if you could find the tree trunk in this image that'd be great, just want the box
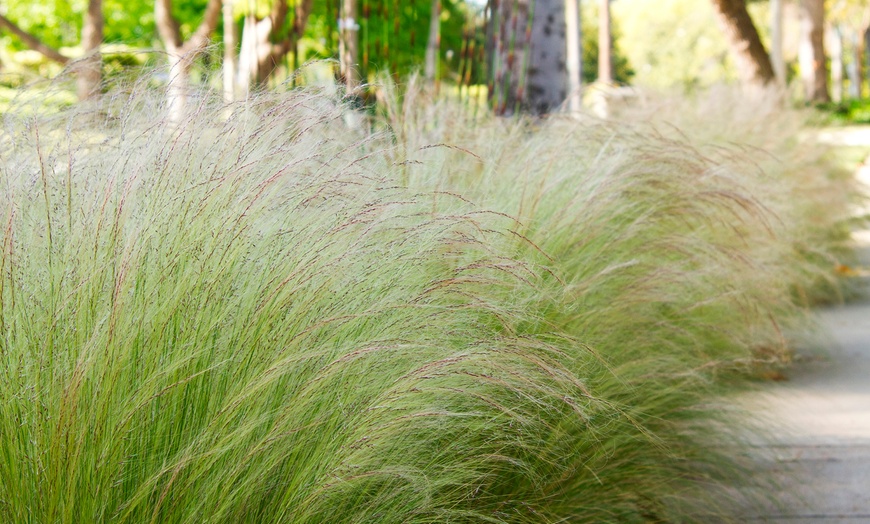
[424,0,441,85]
[848,26,862,100]
[490,0,567,115]
[484,0,496,104]
[339,0,361,91]
[866,27,870,97]
[76,0,103,101]
[234,0,312,93]
[565,0,582,111]
[166,53,192,121]
[598,0,612,84]
[238,14,272,94]
[223,0,237,102]
[709,0,775,89]
[155,0,222,121]
[830,24,843,103]
[770,0,786,85]
[856,19,870,98]
[798,0,829,102]
[290,0,314,81]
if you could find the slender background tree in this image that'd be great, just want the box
[565,0,582,111]
[598,0,612,84]
[709,0,775,89]
[798,0,830,102]
[0,0,103,101]
[154,0,222,118]
[77,0,102,100]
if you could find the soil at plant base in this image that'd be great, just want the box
[734,133,870,523]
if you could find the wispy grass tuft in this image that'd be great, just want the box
[0,85,627,523]
[380,80,861,519]
[0,80,859,522]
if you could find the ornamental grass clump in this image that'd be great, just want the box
[388,84,806,369]
[0,90,624,523]
[0,82,852,523]
[382,82,857,518]
[612,86,862,303]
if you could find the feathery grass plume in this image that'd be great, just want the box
[1,76,853,522]
[0,85,637,523]
[607,85,865,304]
[379,79,858,519]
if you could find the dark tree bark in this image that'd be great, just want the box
[798,0,830,102]
[490,0,567,116]
[709,0,776,88]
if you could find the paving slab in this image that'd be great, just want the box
[737,233,870,522]
[814,127,870,147]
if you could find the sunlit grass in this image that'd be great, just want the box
[0,82,858,522]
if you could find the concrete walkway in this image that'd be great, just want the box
[741,257,870,522]
[737,139,870,522]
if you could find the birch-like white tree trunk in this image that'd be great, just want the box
[155,0,222,121]
[830,24,843,103]
[237,14,272,95]
[770,0,786,86]
[565,0,582,111]
[798,0,830,102]
[235,0,313,94]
